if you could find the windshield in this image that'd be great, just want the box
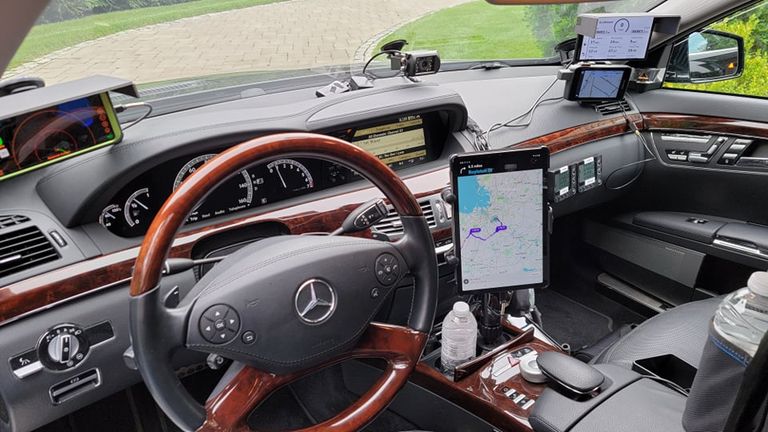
[3,0,665,91]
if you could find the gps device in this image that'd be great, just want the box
[0,92,122,181]
[576,15,654,61]
[562,64,632,102]
[450,148,549,294]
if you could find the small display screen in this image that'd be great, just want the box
[579,158,597,186]
[0,94,120,180]
[578,15,654,61]
[554,167,571,196]
[452,149,548,293]
[576,70,626,100]
[344,114,428,169]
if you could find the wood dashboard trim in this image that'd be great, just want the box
[4,112,766,325]
[642,113,768,139]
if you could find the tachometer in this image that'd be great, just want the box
[266,159,314,193]
[124,188,151,227]
[99,204,123,229]
[173,154,254,222]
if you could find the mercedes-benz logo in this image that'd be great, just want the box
[294,279,337,325]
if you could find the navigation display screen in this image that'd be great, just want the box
[341,114,429,169]
[576,69,625,100]
[451,148,549,293]
[0,93,121,181]
[578,15,654,61]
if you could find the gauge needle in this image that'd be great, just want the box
[275,166,287,188]
[105,213,115,220]
[134,199,149,210]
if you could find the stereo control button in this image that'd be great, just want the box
[199,304,240,344]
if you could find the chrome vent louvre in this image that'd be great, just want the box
[372,201,436,236]
[0,226,59,278]
[0,215,30,229]
[595,99,631,116]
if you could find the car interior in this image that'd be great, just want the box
[0,0,768,431]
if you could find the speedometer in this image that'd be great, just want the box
[173,154,254,223]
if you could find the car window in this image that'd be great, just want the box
[665,1,768,98]
[2,0,664,94]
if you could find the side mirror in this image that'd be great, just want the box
[666,29,745,83]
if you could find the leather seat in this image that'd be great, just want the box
[531,297,724,432]
[591,296,721,369]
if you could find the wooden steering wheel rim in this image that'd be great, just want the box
[129,132,434,432]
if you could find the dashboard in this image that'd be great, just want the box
[0,71,662,432]
[99,111,446,237]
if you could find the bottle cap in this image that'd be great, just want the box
[748,271,768,297]
[453,301,470,316]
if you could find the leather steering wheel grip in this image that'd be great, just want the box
[128,132,439,432]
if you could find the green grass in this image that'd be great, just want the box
[10,0,283,69]
[376,1,543,61]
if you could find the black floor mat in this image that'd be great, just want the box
[536,289,614,350]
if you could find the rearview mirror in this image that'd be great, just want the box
[666,29,744,83]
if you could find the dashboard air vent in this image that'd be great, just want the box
[595,99,631,116]
[0,215,30,229]
[0,226,59,278]
[373,201,436,236]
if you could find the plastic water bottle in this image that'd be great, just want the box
[441,301,478,374]
[713,271,768,357]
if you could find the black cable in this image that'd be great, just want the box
[116,102,153,130]
[640,375,690,397]
[362,50,399,80]
[604,103,657,191]
[484,77,563,148]
[524,311,563,348]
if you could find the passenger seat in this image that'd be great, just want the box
[590,297,721,368]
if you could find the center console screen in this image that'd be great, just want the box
[450,148,549,293]
[334,114,430,169]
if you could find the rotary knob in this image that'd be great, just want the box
[38,324,90,371]
[47,333,80,364]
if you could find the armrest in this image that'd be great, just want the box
[537,352,604,396]
[716,222,768,254]
[632,212,727,243]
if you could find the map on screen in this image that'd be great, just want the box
[457,168,544,292]
[576,69,625,99]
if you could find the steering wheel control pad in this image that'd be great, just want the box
[184,235,406,374]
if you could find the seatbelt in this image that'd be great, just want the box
[723,331,768,432]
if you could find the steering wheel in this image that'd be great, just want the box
[129,133,438,432]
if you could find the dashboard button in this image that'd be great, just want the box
[729,144,747,152]
[10,349,42,379]
[37,324,90,371]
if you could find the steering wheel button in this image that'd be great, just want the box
[375,253,400,285]
[226,314,240,332]
[242,331,257,345]
[214,320,226,331]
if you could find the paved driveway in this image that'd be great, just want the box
[7,0,471,85]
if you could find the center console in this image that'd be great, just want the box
[412,320,561,431]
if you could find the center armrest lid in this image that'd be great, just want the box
[537,352,605,395]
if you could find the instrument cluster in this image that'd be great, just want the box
[98,111,447,237]
[99,154,355,237]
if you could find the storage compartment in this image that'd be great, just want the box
[632,354,697,393]
[584,220,705,306]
